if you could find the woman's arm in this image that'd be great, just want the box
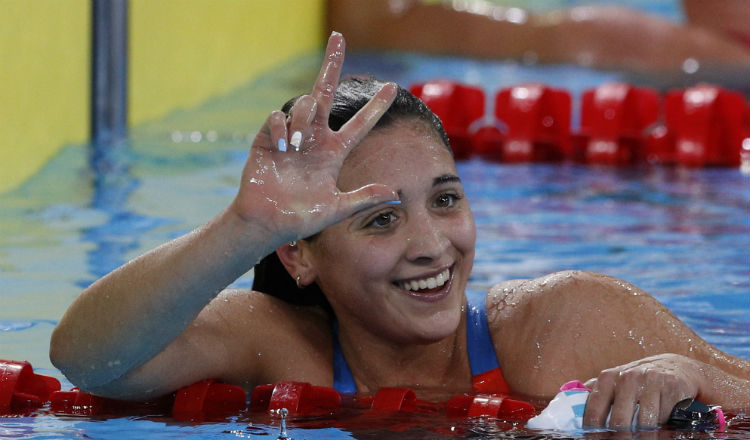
[327,0,750,75]
[487,270,749,426]
[50,32,399,398]
[49,210,276,396]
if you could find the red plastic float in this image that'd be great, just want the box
[369,387,418,412]
[49,387,172,416]
[408,80,748,168]
[409,80,485,159]
[495,84,572,162]
[0,359,60,415]
[173,379,246,421]
[446,393,535,421]
[664,84,748,167]
[577,83,660,165]
[2,359,538,428]
[249,381,341,416]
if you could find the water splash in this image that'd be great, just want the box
[277,407,292,440]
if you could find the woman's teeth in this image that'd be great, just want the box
[399,268,450,291]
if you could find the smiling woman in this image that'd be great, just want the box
[49,32,749,429]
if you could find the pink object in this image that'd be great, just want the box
[559,380,591,392]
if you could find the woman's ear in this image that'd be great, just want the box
[275,240,317,287]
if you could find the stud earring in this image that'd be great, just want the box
[296,275,302,289]
[290,241,297,247]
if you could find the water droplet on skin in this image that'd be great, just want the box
[533,341,543,369]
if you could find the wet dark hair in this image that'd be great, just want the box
[252,76,451,308]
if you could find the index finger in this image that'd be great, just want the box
[311,31,346,124]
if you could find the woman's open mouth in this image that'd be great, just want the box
[395,267,453,302]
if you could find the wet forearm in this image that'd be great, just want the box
[49,208,271,389]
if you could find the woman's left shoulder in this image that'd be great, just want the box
[484,271,667,396]
[486,270,656,320]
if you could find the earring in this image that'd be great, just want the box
[296,275,302,289]
[290,241,297,247]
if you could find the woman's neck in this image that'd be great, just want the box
[335,312,473,400]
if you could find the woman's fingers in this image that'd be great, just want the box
[338,82,398,149]
[583,355,703,430]
[607,371,639,429]
[267,110,288,152]
[252,110,288,153]
[583,372,615,427]
[287,95,318,151]
[636,387,661,428]
[312,32,346,125]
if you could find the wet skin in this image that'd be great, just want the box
[306,119,476,346]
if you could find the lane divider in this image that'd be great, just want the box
[1,359,535,427]
[410,81,750,167]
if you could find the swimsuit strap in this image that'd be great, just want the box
[465,290,501,375]
[332,320,357,394]
[331,291,501,394]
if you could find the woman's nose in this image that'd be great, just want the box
[403,213,449,263]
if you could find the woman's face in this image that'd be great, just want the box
[308,118,476,345]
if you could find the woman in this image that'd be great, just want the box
[50,32,749,429]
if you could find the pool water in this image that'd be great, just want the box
[1,49,749,438]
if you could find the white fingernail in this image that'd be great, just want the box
[277,138,287,152]
[290,131,302,151]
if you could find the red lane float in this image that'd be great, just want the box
[173,379,246,421]
[249,381,341,416]
[495,84,571,162]
[446,393,535,421]
[409,80,749,167]
[577,83,660,165]
[665,84,749,167]
[2,360,537,426]
[409,81,485,159]
[0,359,60,415]
[49,388,173,417]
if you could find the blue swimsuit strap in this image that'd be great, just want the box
[331,291,500,394]
[465,290,501,375]
[331,320,357,394]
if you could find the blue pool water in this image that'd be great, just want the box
[2,48,749,440]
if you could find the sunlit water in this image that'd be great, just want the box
[2,41,748,440]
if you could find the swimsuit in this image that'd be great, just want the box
[332,290,511,395]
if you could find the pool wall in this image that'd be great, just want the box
[0,0,325,194]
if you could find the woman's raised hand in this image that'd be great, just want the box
[231,32,398,245]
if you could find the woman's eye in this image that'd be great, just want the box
[368,211,397,228]
[434,193,461,208]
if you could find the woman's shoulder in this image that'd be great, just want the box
[199,289,335,386]
[204,288,332,336]
[485,270,637,320]
[484,271,669,397]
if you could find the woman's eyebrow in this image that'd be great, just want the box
[433,174,461,186]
